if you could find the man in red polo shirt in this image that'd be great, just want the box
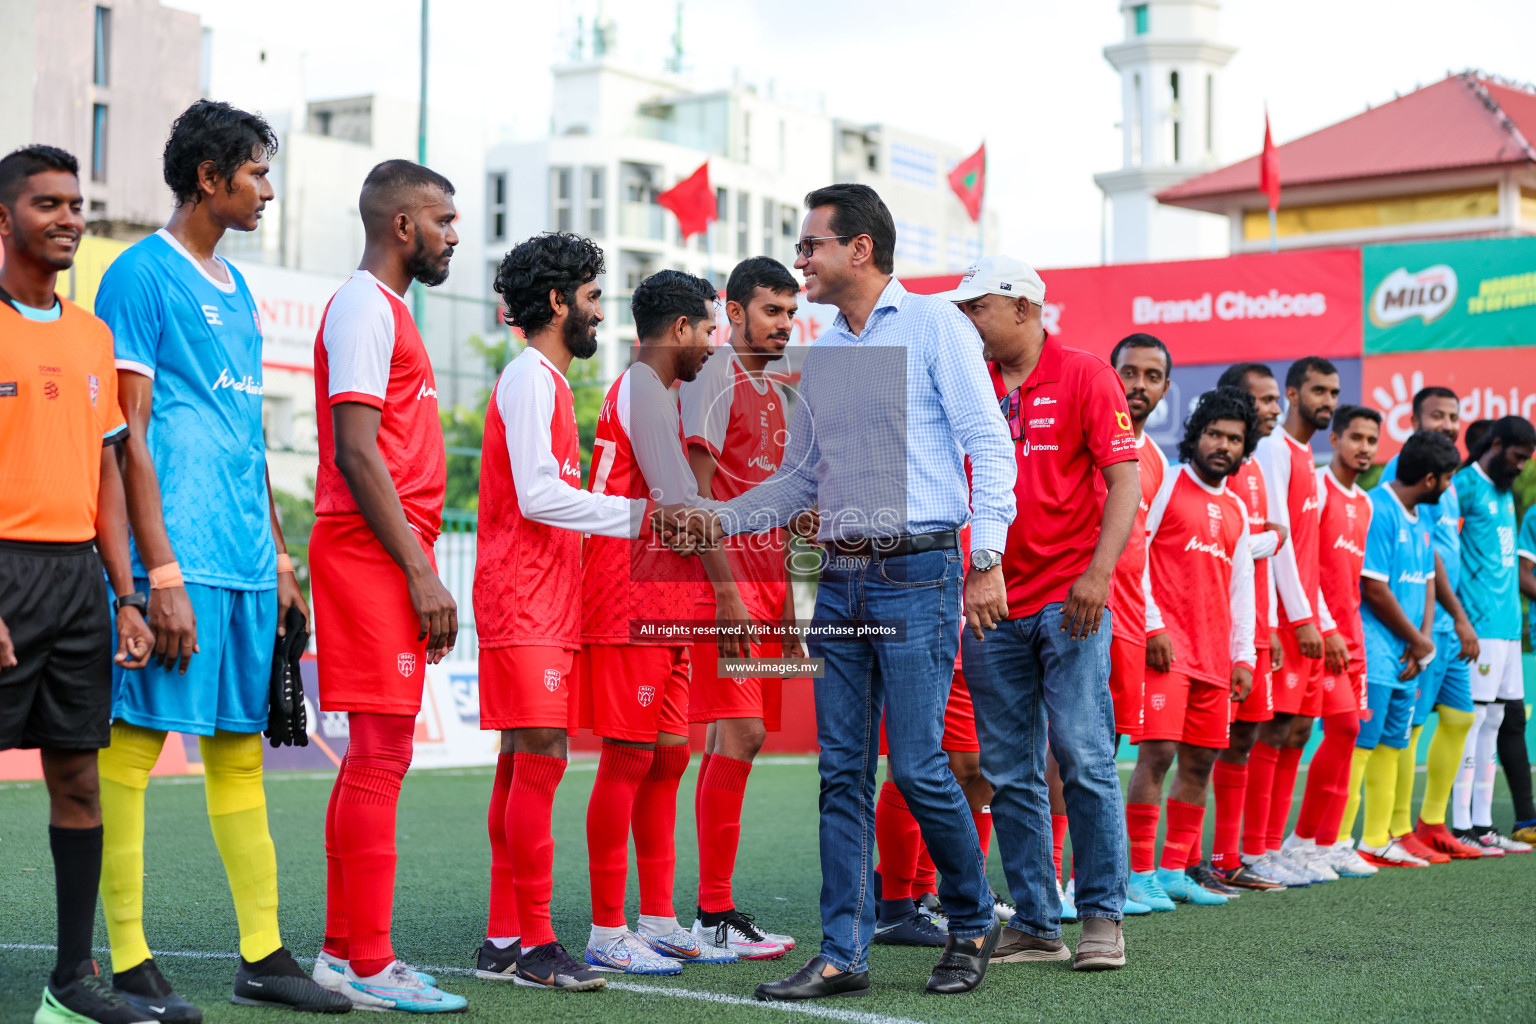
[943,256,1139,971]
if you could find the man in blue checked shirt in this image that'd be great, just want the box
[659,183,1015,1000]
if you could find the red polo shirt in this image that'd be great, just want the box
[990,335,1138,619]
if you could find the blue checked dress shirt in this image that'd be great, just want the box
[715,277,1016,555]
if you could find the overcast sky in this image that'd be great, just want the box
[172,0,1536,268]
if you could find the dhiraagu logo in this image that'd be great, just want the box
[1370,265,1457,328]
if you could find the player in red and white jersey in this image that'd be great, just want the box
[1251,356,1348,882]
[1284,406,1380,880]
[309,161,468,1011]
[1208,363,1289,891]
[580,269,742,976]
[1125,387,1256,911]
[681,257,803,960]
[471,234,649,991]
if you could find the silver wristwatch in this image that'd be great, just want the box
[970,549,1003,573]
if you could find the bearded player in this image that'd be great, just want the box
[682,256,802,959]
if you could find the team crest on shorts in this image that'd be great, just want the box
[1322,676,1335,692]
[1285,673,1299,689]
[1149,693,1166,711]
[543,668,562,692]
[637,684,656,707]
[397,653,417,677]
[1478,662,1491,676]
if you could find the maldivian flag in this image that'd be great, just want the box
[657,161,717,240]
[948,143,986,222]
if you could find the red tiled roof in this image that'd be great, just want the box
[1159,74,1536,205]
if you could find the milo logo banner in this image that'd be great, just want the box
[1364,236,1536,353]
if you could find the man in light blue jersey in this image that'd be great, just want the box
[94,101,347,1020]
[1378,389,1484,860]
[1451,415,1535,854]
[1354,431,1456,867]
[1513,503,1536,843]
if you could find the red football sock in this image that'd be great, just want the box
[875,782,920,901]
[1051,813,1068,883]
[1266,745,1304,851]
[1126,802,1160,874]
[1211,759,1248,871]
[485,753,518,940]
[1294,713,1356,840]
[322,752,349,960]
[332,712,414,977]
[586,742,653,927]
[1186,829,1203,870]
[1243,742,1279,858]
[694,752,712,829]
[634,743,689,918]
[973,808,993,863]
[696,754,752,914]
[1160,799,1205,872]
[913,842,937,896]
[508,753,565,947]
[1313,713,1362,845]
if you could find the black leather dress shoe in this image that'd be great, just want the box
[755,957,871,1001]
[925,919,1004,995]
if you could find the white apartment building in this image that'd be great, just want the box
[485,59,995,381]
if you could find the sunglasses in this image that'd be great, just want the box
[999,387,1023,441]
[794,235,850,259]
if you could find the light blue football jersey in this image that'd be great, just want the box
[96,230,274,589]
[1383,451,1461,634]
[1453,462,1520,640]
[1362,484,1436,690]
[1518,509,1536,641]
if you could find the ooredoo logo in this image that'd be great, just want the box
[1370,265,1457,328]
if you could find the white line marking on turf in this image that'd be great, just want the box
[0,944,927,1024]
[6,945,927,1024]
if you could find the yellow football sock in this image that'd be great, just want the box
[200,731,282,962]
[1337,747,1371,844]
[1389,725,1423,836]
[1360,745,1400,849]
[1421,705,1475,826]
[97,722,166,972]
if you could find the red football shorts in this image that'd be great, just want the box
[479,645,579,731]
[942,672,980,753]
[1271,627,1324,716]
[311,513,434,716]
[1312,658,1366,718]
[579,644,690,742]
[1140,669,1232,748]
[1234,646,1275,723]
[1108,636,1146,738]
[688,637,784,731]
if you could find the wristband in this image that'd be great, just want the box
[277,553,295,575]
[148,562,184,590]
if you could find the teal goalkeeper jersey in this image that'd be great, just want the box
[1453,462,1520,640]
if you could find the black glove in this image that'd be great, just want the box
[266,605,311,748]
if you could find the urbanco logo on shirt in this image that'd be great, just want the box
[212,368,264,395]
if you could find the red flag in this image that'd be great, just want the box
[656,161,717,240]
[947,143,986,222]
[1260,111,1281,213]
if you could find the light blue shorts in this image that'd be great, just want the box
[1358,683,1416,750]
[112,582,276,735]
[1411,635,1474,725]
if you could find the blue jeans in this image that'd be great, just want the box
[807,546,992,972]
[963,602,1125,937]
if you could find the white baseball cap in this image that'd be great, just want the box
[936,256,1046,305]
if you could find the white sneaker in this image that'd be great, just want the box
[1327,839,1378,877]
[1359,837,1430,867]
[1477,828,1534,853]
[690,912,785,961]
[344,960,468,1013]
[1280,841,1338,883]
[312,951,437,1009]
[1058,880,1078,922]
[584,931,684,975]
[763,931,796,951]
[1246,851,1311,887]
[916,893,948,931]
[991,888,1018,924]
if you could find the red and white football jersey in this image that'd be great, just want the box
[314,271,446,538]
[1106,433,1168,645]
[1229,457,1284,650]
[1144,465,1256,687]
[680,346,788,620]
[582,364,710,646]
[474,348,639,650]
[1255,426,1333,632]
[1316,466,1371,665]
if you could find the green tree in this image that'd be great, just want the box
[272,481,316,604]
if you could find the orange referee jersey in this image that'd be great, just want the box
[0,293,127,542]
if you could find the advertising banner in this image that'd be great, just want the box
[1363,236,1536,354]
[905,247,1362,366]
[1362,347,1536,460]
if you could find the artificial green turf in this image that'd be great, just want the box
[2,759,1532,1024]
